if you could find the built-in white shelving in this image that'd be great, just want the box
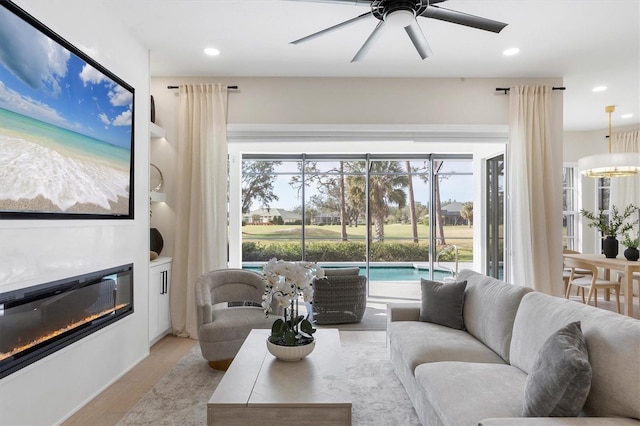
[150,122,167,202]
[150,121,166,138]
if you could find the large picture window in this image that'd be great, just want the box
[241,154,473,282]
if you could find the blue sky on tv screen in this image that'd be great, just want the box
[0,6,132,150]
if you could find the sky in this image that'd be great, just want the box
[249,160,474,211]
[0,5,133,149]
[267,176,474,211]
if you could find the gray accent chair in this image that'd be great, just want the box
[312,267,367,325]
[195,268,282,369]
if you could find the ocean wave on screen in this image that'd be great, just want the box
[0,135,130,211]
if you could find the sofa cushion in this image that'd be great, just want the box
[510,292,640,419]
[415,361,527,426]
[419,279,467,330]
[387,321,506,374]
[522,321,592,417]
[458,269,533,363]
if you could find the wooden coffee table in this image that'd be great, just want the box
[207,328,352,425]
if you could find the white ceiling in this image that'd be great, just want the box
[112,0,640,131]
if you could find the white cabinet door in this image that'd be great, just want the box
[149,257,172,345]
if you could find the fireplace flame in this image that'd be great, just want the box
[0,304,129,362]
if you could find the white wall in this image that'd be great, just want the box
[150,76,562,268]
[0,1,150,424]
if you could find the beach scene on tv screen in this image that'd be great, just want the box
[0,6,133,216]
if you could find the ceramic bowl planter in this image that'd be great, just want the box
[267,339,315,361]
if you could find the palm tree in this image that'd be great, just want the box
[369,161,408,241]
[461,202,473,226]
[339,161,347,240]
[405,161,418,243]
[433,161,446,246]
[345,163,367,227]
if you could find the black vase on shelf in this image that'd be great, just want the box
[150,95,156,123]
[602,236,618,259]
[624,247,639,261]
[150,227,164,255]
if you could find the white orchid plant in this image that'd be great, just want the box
[262,258,324,346]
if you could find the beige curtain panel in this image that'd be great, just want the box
[171,83,229,338]
[610,130,640,217]
[508,85,563,295]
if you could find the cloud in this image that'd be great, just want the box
[112,108,132,126]
[0,8,69,95]
[99,113,110,126]
[108,85,133,107]
[0,81,66,126]
[79,64,109,86]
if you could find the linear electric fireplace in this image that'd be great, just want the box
[0,264,133,379]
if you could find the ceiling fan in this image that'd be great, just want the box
[290,0,508,62]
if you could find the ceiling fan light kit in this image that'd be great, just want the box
[578,105,640,178]
[291,0,508,61]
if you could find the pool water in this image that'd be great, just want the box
[244,265,454,282]
[365,266,453,281]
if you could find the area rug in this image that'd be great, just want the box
[117,332,419,426]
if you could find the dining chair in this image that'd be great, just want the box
[616,271,640,308]
[564,257,621,313]
[562,249,592,297]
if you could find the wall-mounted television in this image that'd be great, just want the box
[0,0,135,219]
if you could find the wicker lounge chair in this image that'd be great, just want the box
[312,268,367,325]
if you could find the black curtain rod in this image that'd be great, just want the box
[495,86,565,94]
[167,85,238,90]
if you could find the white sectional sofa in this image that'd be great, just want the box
[387,269,640,425]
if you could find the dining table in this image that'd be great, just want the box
[563,253,639,317]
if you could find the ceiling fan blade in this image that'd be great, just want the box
[420,5,507,33]
[288,0,372,4]
[351,20,387,62]
[291,11,374,44]
[405,20,432,60]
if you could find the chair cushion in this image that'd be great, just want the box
[322,267,360,276]
[522,321,592,417]
[419,279,467,330]
[198,307,275,342]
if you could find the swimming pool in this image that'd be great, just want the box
[243,265,454,281]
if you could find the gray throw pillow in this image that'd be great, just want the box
[522,321,592,417]
[419,279,467,330]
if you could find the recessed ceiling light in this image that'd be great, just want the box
[592,85,607,92]
[621,113,633,119]
[502,47,520,56]
[204,47,220,56]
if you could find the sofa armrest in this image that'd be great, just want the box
[479,418,640,426]
[387,303,421,323]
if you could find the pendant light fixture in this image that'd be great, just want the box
[578,105,640,178]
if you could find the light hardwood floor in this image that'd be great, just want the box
[62,336,196,425]
[64,295,637,425]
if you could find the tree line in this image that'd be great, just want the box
[242,160,473,246]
